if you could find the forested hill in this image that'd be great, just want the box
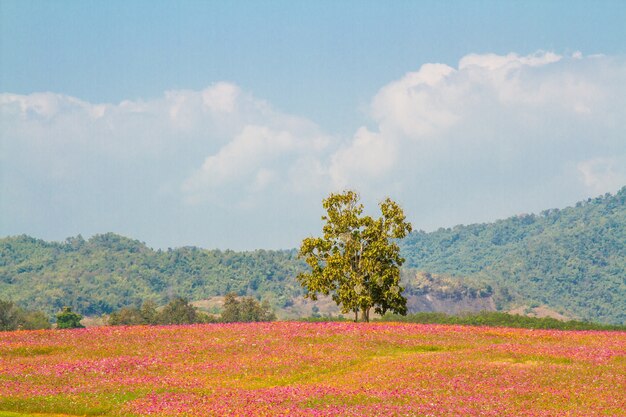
[1,187,625,324]
[0,234,305,316]
[400,186,626,324]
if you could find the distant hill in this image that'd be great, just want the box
[1,187,624,324]
[0,233,305,317]
[400,186,626,324]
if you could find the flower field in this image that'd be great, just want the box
[1,322,624,416]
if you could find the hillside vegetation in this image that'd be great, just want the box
[401,186,626,324]
[0,187,624,324]
[0,234,304,316]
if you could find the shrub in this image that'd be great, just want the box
[56,306,84,329]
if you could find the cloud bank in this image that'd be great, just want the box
[2,52,625,249]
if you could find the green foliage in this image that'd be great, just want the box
[0,299,51,331]
[56,306,84,329]
[0,299,20,330]
[18,310,51,330]
[380,311,626,331]
[0,187,624,325]
[140,300,159,325]
[108,299,212,326]
[298,191,412,322]
[0,233,305,317]
[157,297,205,325]
[108,300,158,326]
[108,306,145,326]
[220,293,276,323]
[400,187,626,324]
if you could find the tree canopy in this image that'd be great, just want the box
[221,293,276,323]
[157,297,204,325]
[298,191,412,322]
[0,299,51,331]
[56,306,83,329]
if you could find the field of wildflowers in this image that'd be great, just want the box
[1,322,624,416]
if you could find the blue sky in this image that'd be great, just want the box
[1,1,626,249]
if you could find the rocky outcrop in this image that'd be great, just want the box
[406,293,495,315]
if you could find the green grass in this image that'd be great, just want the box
[0,392,141,417]
[0,347,63,357]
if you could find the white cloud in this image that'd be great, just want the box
[1,51,625,249]
[0,92,95,120]
[329,127,396,189]
[577,157,626,195]
[458,51,562,71]
[201,82,240,113]
[371,63,458,138]
[205,126,292,186]
[181,122,332,204]
[331,51,625,226]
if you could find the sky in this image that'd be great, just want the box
[1,1,626,250]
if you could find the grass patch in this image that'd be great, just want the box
[488,353,574,366]
[0,392,142,417]
[405,344,444,353]
[0,347,63,357]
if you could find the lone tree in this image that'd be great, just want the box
[298,191,412,322]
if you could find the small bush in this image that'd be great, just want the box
[56,306,84,329]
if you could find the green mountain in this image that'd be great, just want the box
[400,187,626,324]
[1,187,624,324]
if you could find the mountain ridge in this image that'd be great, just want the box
[1,187,624,323]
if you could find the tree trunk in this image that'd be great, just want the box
[354,309,359,322]
[363,307,370,322]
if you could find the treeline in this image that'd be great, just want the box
[108,294,275,326]
[108,298,209,326]
[400,186,626,324]
[0,294,276,331]
[380,311,626,331]
[0,302,89,330]
[0,299,50,330]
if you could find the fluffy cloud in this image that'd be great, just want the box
[0,82,338,248]
[371,63,459,137]
[329,127,397,189]
[577,157,626,195]
[1,82,327,183]
[182,125,330,205]
[1,51,625,249]
[335,52,625,211]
